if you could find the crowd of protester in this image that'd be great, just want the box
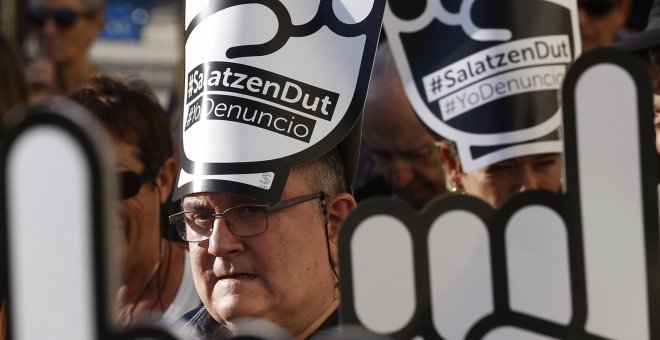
[1,0,660,339]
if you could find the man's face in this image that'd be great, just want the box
[183,170,340,335]
[364,86,446,209]
[29,0,102,64]
[652,94,660,154]
[458,153,562,208]
[111,139,162,281]
[578,0,629,51]
[640,50,660,154]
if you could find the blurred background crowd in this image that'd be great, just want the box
[1,0,182,112]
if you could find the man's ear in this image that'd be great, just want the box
[440,144,462,189]
[326,192,357,266]
[155,156,178,204]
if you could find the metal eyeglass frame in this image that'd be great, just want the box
[169,191,329,242]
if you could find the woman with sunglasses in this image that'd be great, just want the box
[26,0,105,101]
[578,0,632,51]
[69,75,201,329]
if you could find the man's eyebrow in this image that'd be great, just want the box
[536,153,560,160]
[485,159,515,169]
[182,200,210,211]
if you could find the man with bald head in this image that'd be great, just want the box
[360,41,447,209]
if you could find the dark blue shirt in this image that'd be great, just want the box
[179,306,339,339]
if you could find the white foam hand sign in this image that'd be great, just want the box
[0,102,178,340]
[338,48,660,339]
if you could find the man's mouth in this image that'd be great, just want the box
[219,273,257,280]
[401,183,428,198]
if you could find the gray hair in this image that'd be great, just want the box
[296,146,347,194]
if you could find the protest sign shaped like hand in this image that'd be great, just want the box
[339,48,660,340]
[176,0,385,203]
[383,0,580,172]
[0,102,178,340]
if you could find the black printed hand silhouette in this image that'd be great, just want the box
[382,0,575,172]
[185,0,385,59]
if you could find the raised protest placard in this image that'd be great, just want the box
[339,48,660,340]
[175,0,385,202]
[383,0,580,172]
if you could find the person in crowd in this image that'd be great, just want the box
[0,33,29,128]
[579,0,632,51]
[26,0,105,101]
[174,147,357,338]
[359,41,447,209]
[0,32,30,340]
[0,32,29,340]
[440,141,562,208]
[69,75,200,327]
[614,0,660,153]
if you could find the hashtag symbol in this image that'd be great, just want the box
[430,76,442,94]
[444,98,455,116]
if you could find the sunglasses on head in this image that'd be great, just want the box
[27,8,91,30]
[578,0,619,17]
[118,164,160,200]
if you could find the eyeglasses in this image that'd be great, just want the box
[27,8,93,30]
[118,164,160,200]
[578,0,619,17]
[169,192,328,242]
[373,141,444,167]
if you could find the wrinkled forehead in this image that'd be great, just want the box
[182,166,313,208]
[364,114,438,151]
[484,152,561,168]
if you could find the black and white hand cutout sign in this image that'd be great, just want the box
[339,48,660,339]
[383,0,579,172]
[176,0,385,203]
[0,101,178,340]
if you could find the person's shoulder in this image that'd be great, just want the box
[177,306,212,339]
[180,305,204,323]
[178,306,231,340]
[309,309,339,338]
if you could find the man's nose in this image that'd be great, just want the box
[386,158,415,188]
[207,217,245,257]
[41,18,59,35]
[516,167,541,192]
